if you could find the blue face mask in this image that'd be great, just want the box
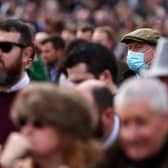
[127,50,149,73]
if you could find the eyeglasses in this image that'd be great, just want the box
[0,41,27,53]
[17,116,46,129]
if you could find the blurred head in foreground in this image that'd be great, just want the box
[10,82,102,168]
[115,77,168,161]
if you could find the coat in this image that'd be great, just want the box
[92,140,168,168]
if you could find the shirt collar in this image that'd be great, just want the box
[5,73,30,93]
[103,115,120,148]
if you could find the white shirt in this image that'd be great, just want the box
[4,73,30,93]
[103,115,120,148]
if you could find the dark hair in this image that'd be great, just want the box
[0,18,34,46]
[92,86,114,115]
[41,35,65,50]
[44,17,65,34]
[64,40,118,82]
[77,23,94,33]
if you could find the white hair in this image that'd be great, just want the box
[114,77,168,114]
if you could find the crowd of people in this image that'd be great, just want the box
[0,0,168,168]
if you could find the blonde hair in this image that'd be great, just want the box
[60,134,102,168]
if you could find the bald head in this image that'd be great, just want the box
[34,32,49,48]
[77,79,113,111]
[77,79,114,124]
[77,79,108,112]
[35,32,49,42]
[77,79,106,93]
[77,79,116,142]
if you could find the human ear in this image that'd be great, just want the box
[99,70,117,94]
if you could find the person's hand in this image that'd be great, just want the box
[0,133,31,167]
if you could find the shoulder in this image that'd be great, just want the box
[91,141,127,168]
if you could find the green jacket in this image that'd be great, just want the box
[27,59,48,81]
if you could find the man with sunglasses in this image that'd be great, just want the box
[0,18,34,144]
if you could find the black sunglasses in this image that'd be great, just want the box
[17,116,46,129]
[0,41,27,53]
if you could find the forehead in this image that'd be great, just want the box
[0,30,21,42]
[67,63,95,83]
[42,42,54,49]
[116,99,154,119]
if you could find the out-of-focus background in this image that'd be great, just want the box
[1,0,167,39]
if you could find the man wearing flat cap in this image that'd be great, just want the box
[120,28,160,75]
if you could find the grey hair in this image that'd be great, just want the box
[114,77,168,114]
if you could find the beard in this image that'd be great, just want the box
[0,53,23,86]
[0,70,21,86]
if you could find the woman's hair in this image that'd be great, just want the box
[60,134,102,168]
[11,82,93,140]
[11,82,102,168]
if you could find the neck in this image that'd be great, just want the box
[48,62,58,68]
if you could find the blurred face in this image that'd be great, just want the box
[117,99,168,161]
[92,30,112,49]
[128,42,155,66]
[41,42,58,65]
[20,119,60,156]
[61,30,75,46]
[67,63,95,84]
[0,30,25,86]
[76,30,92,41]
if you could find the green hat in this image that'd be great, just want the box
[120,28,160,46]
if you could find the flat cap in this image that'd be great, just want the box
[120,28,160,46]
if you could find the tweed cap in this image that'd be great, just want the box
[120,28,160,46]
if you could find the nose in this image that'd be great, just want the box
[121,124,138,141]
[20,123,34,136]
